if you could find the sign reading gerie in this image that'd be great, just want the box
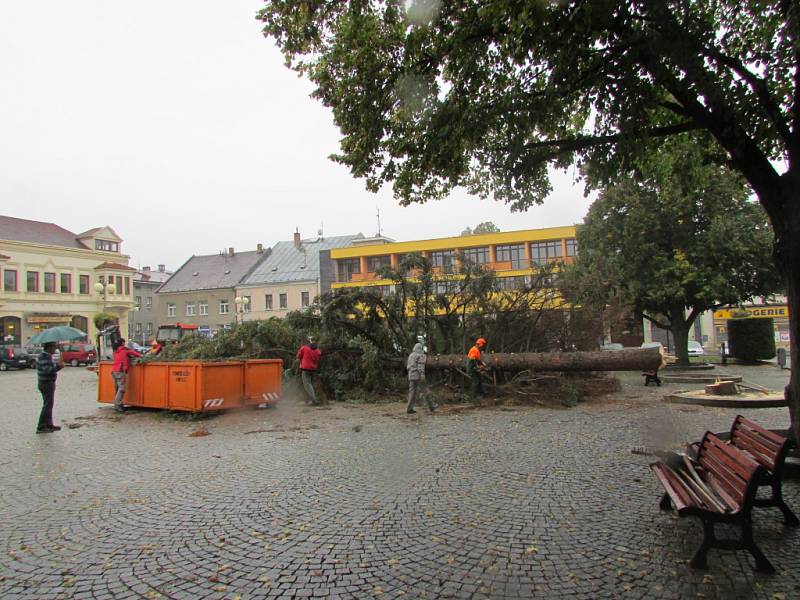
[714,306,789,319]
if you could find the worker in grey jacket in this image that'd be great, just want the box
[406,342,436,414]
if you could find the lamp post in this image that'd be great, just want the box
[234,295,250,325]
[129,306,140,342]
[94,281,116,311]
[94,281,117,359]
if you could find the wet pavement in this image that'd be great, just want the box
[0,362,797,599]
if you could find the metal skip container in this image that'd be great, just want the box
[97,359,283,412]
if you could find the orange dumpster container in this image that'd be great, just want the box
[97,359,283,412]
[243,359,283,406]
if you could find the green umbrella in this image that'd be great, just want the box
[28,326,88,345]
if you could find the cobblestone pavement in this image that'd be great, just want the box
[1,364,798,599]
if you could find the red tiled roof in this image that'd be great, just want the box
[0,215,86,248]
[94,262,136,271]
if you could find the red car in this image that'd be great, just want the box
[58,342,97,367]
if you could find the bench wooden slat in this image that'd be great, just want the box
[698,436,758,507]
[733,429,779,471]
[732,415,787,446]
[704,434,760,481]
[651,463,692,513]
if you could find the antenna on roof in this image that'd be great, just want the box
[376,206,382,237]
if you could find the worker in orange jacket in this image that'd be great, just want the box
[466,337,487,399]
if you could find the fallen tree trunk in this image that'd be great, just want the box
[424,348,662,372]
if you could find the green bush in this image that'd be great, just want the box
[727,317,776,361]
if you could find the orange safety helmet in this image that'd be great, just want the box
[475,337,486,347]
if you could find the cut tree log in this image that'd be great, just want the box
[424,348,662,372]
[705,381,739,395]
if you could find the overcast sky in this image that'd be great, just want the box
[1,1,593,271]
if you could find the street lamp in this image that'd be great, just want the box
[234,295,250,325]
[129,306,140,342]
[94,281,117,359]
[94,281,116,311]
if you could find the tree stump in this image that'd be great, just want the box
[705,381,739,395]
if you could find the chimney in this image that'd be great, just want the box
[142,266,151,272]
[257,243,263,254]
[228,247,235,256]
[294,229,301,248]
[157,264,165,272]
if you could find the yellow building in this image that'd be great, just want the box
[330,226,577,294]
[0,216,136,345]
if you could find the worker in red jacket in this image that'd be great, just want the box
[296,336,322,405]
[112,339,143,413]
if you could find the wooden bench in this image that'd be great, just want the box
[690,415,798,526]
[642,370,661,386]
[651,431,773,571]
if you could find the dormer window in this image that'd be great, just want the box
[95,239,119,252]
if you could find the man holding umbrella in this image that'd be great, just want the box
[29,326,85,433]
[36,342,64,433]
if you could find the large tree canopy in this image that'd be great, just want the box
[566,135,781,364]
[259,1,800,439]
[259,1,794,209]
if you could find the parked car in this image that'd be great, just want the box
[25,344,43,368]
[687,340,705,356]
[58,342,97,367]
[600,342,624,351]
[0,346,31,371]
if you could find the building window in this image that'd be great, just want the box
[3,270,18,291]
[430,250,456,274]
[146,323,154,335]
[279,293,288,309]
[199,301,208,316]
[495,276,528,291]
[27,271,39,292]
[79,274,90,294]
[146,296,153,309]
[366,255,391,273]
[124,276,131,295]
[219,299,230,314]
[530,240,563,264]
[460,247,489,266]
[301,291,310,307]
[135,323,142,334]
[566,238,578,257]
[115,276,123,294]
[135,296,142,309]
[60,273,72,293]
[42,272,55,293]
[186,302,196,316]
[337,258,361,282]
[167,303,176,317]
[95,239,119,252]
[243,295,252,312]
[495,244,526,269]
[265,294,273,310]
[433,280,460,295]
